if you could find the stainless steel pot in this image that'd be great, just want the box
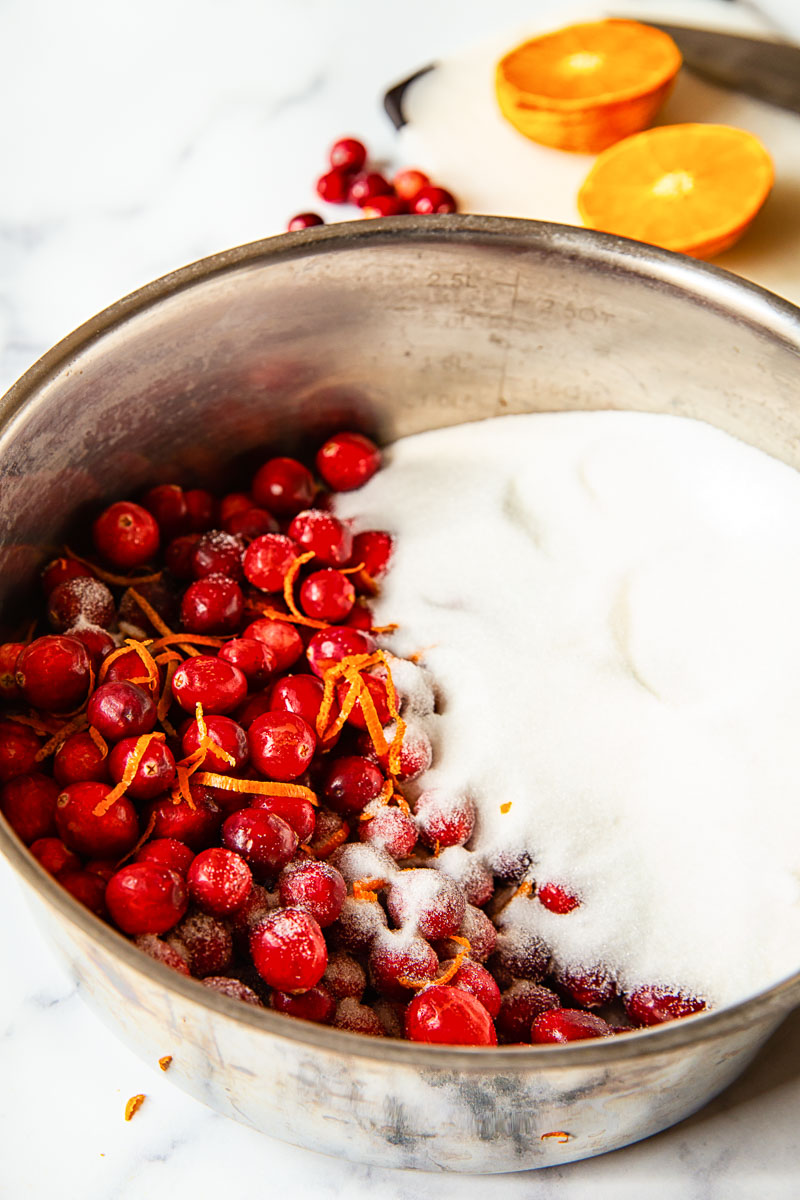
[2,216,800,1174]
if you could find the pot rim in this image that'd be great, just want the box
[2,214,800,1070]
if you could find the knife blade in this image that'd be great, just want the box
[644,23,800,115]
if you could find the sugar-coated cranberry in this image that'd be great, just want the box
[222,807,298,879]
[47,576,115,632]
[248,711,316,781]
[141,483,189,538]
[449,960,502,1019]
[87,681,157,742]
[316,167,351,204]
[287,212,325,232]
[387,869,466,940]
[330,893,386,951]
[329,137,367,173]
[180,574,244,634]
[306,626,375,676]
[429,846,493,908]
[146,787,221,849]
[190,530,244,580]
[332,998,385,1036]
[368,931,438,1000]
[308,807,351,860]
[624,986,707,1027]
[243,619,304,672]
[0,772,59,844]
[66,624,116,670]
[316,432,381,493]
[538,882,581,914]
[188,847,252,915]
[52,731,107,786]
[171,656,248,714]
[134,932,192,974]
[0,719,43,783]
[267,673,328,728]
[41,556,93,596]
[323,755,384,815]
[555,965,616,1009]
[30,836,82,876]
[414,790,475,850]
[406,985,497,1046]
[323,949,367,1000]
[348,172,393,207]
[251,457,315,516]
[181,714,249,773]
[359,806,417,859]
[200,975,262,1005]
[287,509,353,567]
[169,910,233,977]
[250,907,328,992]
[350,530,394,579]
[278,860,346,927]
[242,533,299,593]
[106,862,188,935]
[165,533,201,579]
[337,671,391,730]
[531,1009,614,1044]
[410,185,458,215]
[55,781,139,858]
[490,927,551,986]
[251,794,316,844]
[108,736,176,801]
[271,984,334,1023]
[393,168,430,201]
[92,501,160,568]
[134,837,195,876]
[496,981,562,1043]
[223,507,279,540]
[183,489,217,532]
[300,569,355,622]
[16,635,91,712]
[361,195,407,218]
[59,869,108,917]
[377,721,432,782]
[0,641,24,701]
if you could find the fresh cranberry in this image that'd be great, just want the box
[323,950,367,1000]
[55,781,139,858]
[345,600,374,630]
[183,489,217,532]
[41,556,93,596]
[169,910,232,977]
[287,212,325,232]
[30,837,82,876]
[222,807,298,879]
[216,641,273,691]
[387,869,466,940]
[181,714,249,773]
[278,860,346,927]
[87,681,156,742]
[443,905,498,964]
[92,500,160,568]
[393,168,430,201]
[361,195,407,218]
[414,790,475,849]
[624,986,707,1027]
[106,862,188,935]
[287,509,353,567]
[251,794,316,844]
[248,711,316,780]
[67,625,116,670]
[134,932,192,974]
[323,755,384,815]
[350,530,394,579]
[203,976,264,1006]
[242,533,299,593]
[171,656,248,714]
[337,671,391,730]
[243,619,304,672]
[180,574,244,634]
[531,1009,614,1044]
[190,530,244,581]
[306,626,375,676]
[0,719,43,783]
[359,806,417,858]
[251,457,315,516]
[271,984,334,1023]
[16,635,91,712]
[0,773,59,844]
[449,960,502,1018]
[329,137,367,173]
[405,985,497,1045]
[47,577,115,632]
[187,847,252,915]
[224,507,279,540]
[555,965,616,1009]
[332,998,385,1036]
[490,927,551,985]
[229,883,279,953]
[108,736,176,801]
[146,787,221,849]
[233,691,274,729]
[141,484,189,538]
[348,172,393,207]
[538,882,581,914]
[134,837,195,876]
[52,731,109,788]
[85,858,117,883]
[330,893,387,951]
[219,493,253,523]
[300,569,355,622]
[316,432,381,492]
[250,907,328,991]
[267,673,329,728]
[101,647,161,694]
[410,185,458,215]
[165,533,202,579]
[59,869,108,917]
[495,981,562,1042]
[316,167,351,204]
[0,642,24,701]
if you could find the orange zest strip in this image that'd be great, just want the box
[353,567,379,597]
[126,589,200,658]
[283,550,329,628]
[92,733,165,815]
[158,1056,173,1072]
[370,623,398,635]
[256,603,329,630]
[398,936,472,991]
[338,561,365,575]
[172,763,197,809]
[88,726,109,759]
[314,650,383,743]
[66,546,162,588]
[349,666,389,758]
[98,638,161,696]
[193,772,319,806]
[118,809,157,865]
[12,712,63,736]
[124,1094,146,1122]
[352,877,388,901]
[147,633,227,653]
[500,802,512,815]
[34,714,88,761]
[513,880,534,900]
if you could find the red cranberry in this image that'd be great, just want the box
[496,981,562,1042]
[361,195,407,218]
[229,883,279,951]
[180,574,243,635]
[377,721,432,782]
[531,1009,614,1043]
[190,530,244,581]
[0,772,59,844]
[316,167,351,204]
[66,624,116,670]
[300,569,355,622]
[350,530,393,579]
[248,711,316,780]
[250,907,328,991]
[30,837,82,876]
[224,507,279,540]
[267,673,328,728]
[348,172,393,207]
[222,807,298,879]
[329,137,367,173]
[134,932,191,974]
[165,533,202,579]
[393,168,430,201]
[414,790,475,849]
[108,736,176,801]
[430,847,493,908]
[181,714,249,773]
[0,641,24,701]
[16,635,91,712]
[184,489,217,532]
[93,500,160,568]
[330,893,386,951]
[332,998,385,1036]
[134,837,195,876]
[323,755,384,815]
[234,691,274,729]
[437,904,497,963]
[203,976,264,1006]
[243,619,304,672]
[251,794,316,844]
[53,730,110,786]
[60,869,108,917]
[322,950,367,1000]
[359,806,417,858]
[251,457,315,516]
[538,882,581,914]
[387,870,466,940]
[55,781,139,857]
[345,600,374,630]
[0,719,43,783]
[101,647,161,694]
[219,493,253,523]
[406,984,497,1046]
[187,847,252,915]
[316,432,381,492]
[337,671,391,730]
[555,965,616,1009]
[410,185,458,215]
[271,984,334,1023]
[449,960,502,1019]
[287,509,353,567]
[490,927,551,985]
[278,860,346,927]
[169,910,232,977]
[146,787,221,849]
[85,858,117,883]
[106,862,188,935]
[87,681,156,742]
[171,656,248,714]
[624,986,707,1027]
[306,626,375,676]
[141,484,189,538]
[47,577,115,632]
[41,556,93,596]
[287,212,325,232]
[242,533,299,593]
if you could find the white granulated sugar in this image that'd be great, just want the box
[334,412,800,1007]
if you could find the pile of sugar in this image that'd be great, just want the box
[334,411,800,1007]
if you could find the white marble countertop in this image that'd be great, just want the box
[2,0,800,1195]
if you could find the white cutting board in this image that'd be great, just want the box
[397,0,800,306]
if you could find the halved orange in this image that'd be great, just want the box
[495,19,682,153]
[577,123,774,259]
